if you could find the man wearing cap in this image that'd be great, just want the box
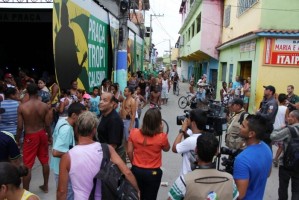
[4,73,16,88]
[225,98,247,150]
[257,85,278,147]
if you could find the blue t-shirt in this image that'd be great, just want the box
[233,141,272,200]
[50,118,75,175]
[90,96,100,115]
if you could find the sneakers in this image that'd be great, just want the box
[273,159,278,167]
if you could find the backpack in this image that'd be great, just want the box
[89,143,138,200]
[283,126,299,172]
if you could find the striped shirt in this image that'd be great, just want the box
[0,99,19,135]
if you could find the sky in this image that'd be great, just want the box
[144,0,182,57]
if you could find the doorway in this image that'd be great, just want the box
[240,61,252,81]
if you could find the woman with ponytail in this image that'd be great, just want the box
[0,162,39,200]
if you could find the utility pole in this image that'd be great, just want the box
[149,14,164,68]
[116,0,130,93]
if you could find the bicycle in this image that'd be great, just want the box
[149,102,169,134]
[173,81,180,96]
[178,92,196,109]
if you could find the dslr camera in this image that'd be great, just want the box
[176,110,190,125]
[220,147,243,174]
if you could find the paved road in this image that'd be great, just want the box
[30,81,287,199]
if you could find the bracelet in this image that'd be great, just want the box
[179,129,186,134]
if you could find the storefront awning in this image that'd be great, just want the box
[179,49,210,61]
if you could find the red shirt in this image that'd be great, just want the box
[128,128,168,168]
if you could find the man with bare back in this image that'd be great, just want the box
[150,85,161,108]
[120,86,136,149]
[16,83,51,193]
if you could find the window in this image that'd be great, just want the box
[224,5,231,27]
[229,64,233,83]
[221,63,227,81]
[191,23,195,38]
[196,13,201,33]
[237,0,258,16]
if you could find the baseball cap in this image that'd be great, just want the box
[231,98,244,107]
[263,85,276,94]
[4,73,12,78]
[83,93,91,99]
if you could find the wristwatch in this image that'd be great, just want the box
[179,129,186,134]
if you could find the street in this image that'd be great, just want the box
[30,81,287,200]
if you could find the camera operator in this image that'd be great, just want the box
[225,98,247,150]
[172,109,207,175]
[168,133,239,200]
[234,114,272,200]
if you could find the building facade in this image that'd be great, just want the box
[178,0,223,86]
[217,0,299,112]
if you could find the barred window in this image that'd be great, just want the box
[224,5,231,27]
[237,0,258,16]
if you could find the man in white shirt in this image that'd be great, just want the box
[172,109,207,175]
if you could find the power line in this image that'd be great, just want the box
[151,7,176,41]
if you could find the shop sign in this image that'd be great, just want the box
[53,0,108,91]
[264,38,299,66]
[240,40,256,53]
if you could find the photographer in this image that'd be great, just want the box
[225,98,247,150]
[172,109,207,175]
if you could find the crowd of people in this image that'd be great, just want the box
[1,68,299,200]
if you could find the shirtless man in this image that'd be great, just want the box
[16,83,51,192]
[150,85,161,108]
[120,87,136,150]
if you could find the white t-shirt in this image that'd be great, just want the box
[176,133,202,175]
[273,105,287,129]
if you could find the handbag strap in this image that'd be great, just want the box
[89,143,110,200]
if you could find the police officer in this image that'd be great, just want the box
[256,85,278,147]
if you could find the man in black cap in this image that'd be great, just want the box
[225,98,248,150]
[257,85,278,147]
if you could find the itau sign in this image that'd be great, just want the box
[264,38,299,66]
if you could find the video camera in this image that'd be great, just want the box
[206,100,227,136]
[176,110,190,125]
[220,147,243,174]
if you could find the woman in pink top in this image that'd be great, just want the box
[57,111,139,200]
[128,108,170,200]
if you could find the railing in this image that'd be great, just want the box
[0,0,53,3]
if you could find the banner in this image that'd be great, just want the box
[53,0,108,91]
[264,38,299,67]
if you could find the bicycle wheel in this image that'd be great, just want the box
[162,119,169,134]
[178,96,188,109]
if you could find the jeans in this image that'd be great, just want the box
[278,166,299,200]
[54,173,74,200]
[131,165,162,200]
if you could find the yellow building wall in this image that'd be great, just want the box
[222,0,262,43]
[255,39,299,111]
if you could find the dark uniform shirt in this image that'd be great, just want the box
[0,131,21,162]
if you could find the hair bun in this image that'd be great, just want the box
[17,165,29,177]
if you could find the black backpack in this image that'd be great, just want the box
[283,126,299,172]
[89,143,138,200]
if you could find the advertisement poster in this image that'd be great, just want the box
[108,13,119,82]
[264,38,299,67]
[53,0,108,91]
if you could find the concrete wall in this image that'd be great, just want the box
[260,0,299,29]
[222,0,261,43]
